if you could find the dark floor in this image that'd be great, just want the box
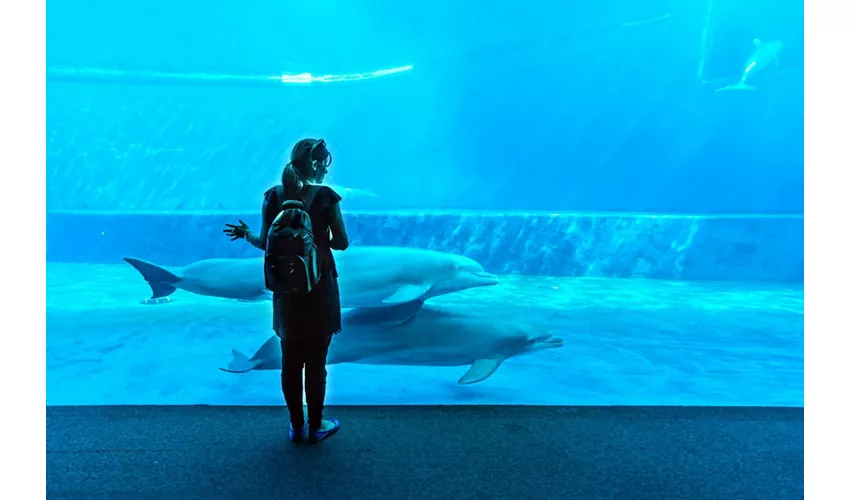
[47,405,803,500]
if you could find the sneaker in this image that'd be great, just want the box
[288,422,307,442]
[308,418,340,443]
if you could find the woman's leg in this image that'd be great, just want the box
[280,337,306,428]
[303,335,333,430]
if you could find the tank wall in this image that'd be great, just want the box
[47,212,803,282]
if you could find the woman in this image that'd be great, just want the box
[224,138,350,443]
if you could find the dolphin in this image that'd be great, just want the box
[123,246,498,306]
[716,38,783,92]
[323,183,378,199]
[220,301,565,385]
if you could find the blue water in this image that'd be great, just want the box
[46,0,803,407]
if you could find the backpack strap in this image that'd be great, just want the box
[276,183,321,210]
[301,184,322,211]
[274,184,285,208]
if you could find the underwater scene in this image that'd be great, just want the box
[46,0,803,407]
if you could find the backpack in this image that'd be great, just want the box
[264,185,322,294]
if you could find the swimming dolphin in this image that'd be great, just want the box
[716,39,783,92]
[123,246,498,306]
[323,183,378,199]
[220,301,565,385]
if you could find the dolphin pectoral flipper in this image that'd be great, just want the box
[219,349,258,373]
[458,358,505,385]
[123,257,182,299]
[345,299,425,326]
[383,284,431,304]
[236,294,272,303]
[237,290,273,303]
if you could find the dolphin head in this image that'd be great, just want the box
[428,254,499,297]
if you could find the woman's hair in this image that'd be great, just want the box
[282,138,329,200]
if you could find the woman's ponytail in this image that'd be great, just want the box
[282,162,304,200]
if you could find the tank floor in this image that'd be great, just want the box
[47,263,803,406]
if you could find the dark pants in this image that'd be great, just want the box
[280,335,333,430]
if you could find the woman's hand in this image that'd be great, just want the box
[223,219,251,241]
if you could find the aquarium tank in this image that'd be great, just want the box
[46,0,802,411]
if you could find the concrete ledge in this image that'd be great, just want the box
[46,405,804,500]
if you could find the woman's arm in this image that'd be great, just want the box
[328,202,350,251]
[245,196,273,251]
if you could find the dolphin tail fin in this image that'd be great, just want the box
[219,349,258,373]
[458,358,505,385]
[253,336,282,363]
[715,83,757,92]
[123,257,181,299]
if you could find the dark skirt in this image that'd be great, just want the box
[273,269,342,339]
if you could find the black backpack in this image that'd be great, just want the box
[264,185,322,294]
